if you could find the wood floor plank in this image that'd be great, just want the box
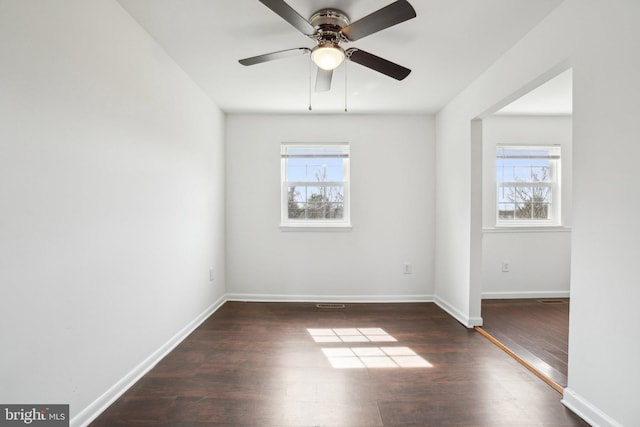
[480,298,569,387]
[90,302,587,427]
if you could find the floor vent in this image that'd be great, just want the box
[537,299,568,304]
[316,303,346,309]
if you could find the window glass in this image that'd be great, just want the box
[496,146,560,225]
[281,143,350,227]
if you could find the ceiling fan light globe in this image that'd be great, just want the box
[311,45,345,70]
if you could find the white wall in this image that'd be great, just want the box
[482,116,572,298]
[435,1,640,426]
[225,114,434,301]
[0,1,226,425]
[482,230,570,298]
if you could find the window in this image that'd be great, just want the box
[496,145,561,226]
[281,143,350,228]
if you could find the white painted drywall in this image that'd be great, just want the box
[225,114,434,301]
[482,116,572,298]
[435,1,640,426]
[0,0,225,423]
[482,230,571,298]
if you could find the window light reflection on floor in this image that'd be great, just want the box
[307,327,398,343]
[321,346,433,369]
[307,328,432,369]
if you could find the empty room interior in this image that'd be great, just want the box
[1,1,638,427]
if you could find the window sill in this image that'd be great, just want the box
[484,225,571,234]
[280,223,353,232]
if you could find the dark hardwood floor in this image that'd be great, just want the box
[480,299,569,388]
[90,302,587,427]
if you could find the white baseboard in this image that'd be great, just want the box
[434,296,482,328]
[225,293,434,303]
[481,290,570,299]
[562,388,623,427]
[70,295,227,427]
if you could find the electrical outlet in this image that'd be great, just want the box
[403,263,412,274]
[501,260,510,272]
[209,267,214,282]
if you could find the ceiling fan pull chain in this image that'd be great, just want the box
[308,53,313,111]
[344,59,348,113]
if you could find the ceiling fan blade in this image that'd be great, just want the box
[315,68,333,92]
[239,47,310,66]
[258,0,316,36]
[347,48,411,80]
[341,1,416,41]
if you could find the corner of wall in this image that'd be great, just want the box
[434,296,482,328]
[70,296,227,427]
[562,388,624,427]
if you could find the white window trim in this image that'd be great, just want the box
[495,144,562,228]
[280,142,351,230]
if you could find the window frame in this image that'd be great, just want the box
[280,142,351,230]
[495,144,561,227]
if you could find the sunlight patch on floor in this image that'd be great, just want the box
[307,327,397,343]
[308,328,432,369]
[321,346,432,369]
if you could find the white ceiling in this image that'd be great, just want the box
[117,0,564,114]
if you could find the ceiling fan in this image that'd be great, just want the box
[239,0,417,92]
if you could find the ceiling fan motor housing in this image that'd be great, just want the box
[309,9,350,43]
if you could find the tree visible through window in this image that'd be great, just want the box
[496,145,561,224]
[281,143,350,227]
